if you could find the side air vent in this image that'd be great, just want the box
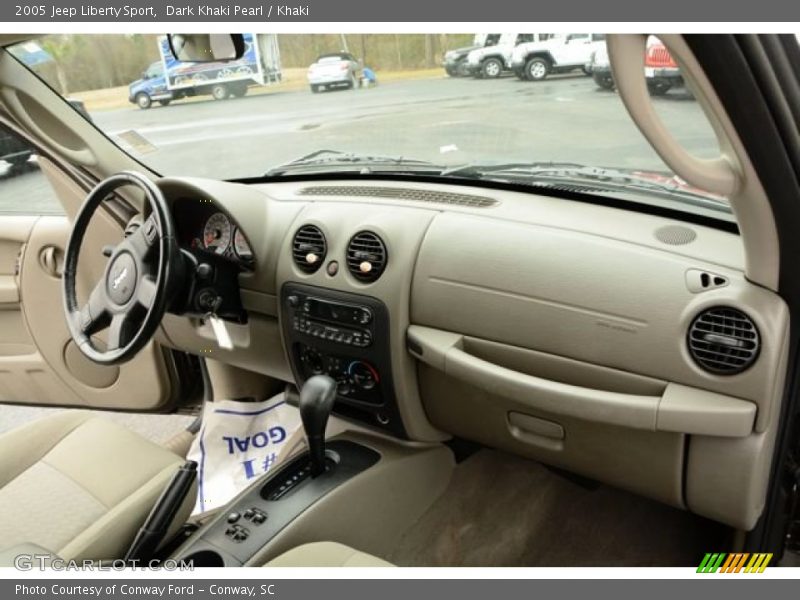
[292,225,326,273]
[346,231,387,283]
[299,186,498,208]
[687,307,760,375]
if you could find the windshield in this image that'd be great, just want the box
[9,33,727,218]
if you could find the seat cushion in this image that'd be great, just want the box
[265,542,393,567]
[0,411,195,561]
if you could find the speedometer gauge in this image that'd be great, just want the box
[203,212,232,254]
[233,228,253,260]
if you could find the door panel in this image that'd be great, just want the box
[17,216,176,410]
[0,158,179,411]
[0,217,35,356]
[0,215,70,403]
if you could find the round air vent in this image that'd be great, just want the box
[346,231,387,283]
[687,306,760,375]
[655,225,697,245]
[292,225,326,273]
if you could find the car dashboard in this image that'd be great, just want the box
[157,175,788,533]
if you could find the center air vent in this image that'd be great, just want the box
[292,225,326,273]
[687,306,760,375]
[346,231,387,283]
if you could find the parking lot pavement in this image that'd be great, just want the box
[0,166,65,214]
[2,73,717,211]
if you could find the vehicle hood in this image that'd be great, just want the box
[511,40,552,60]
[592,44,610,67]
[445,44,480,59]
[617,168,721,199]
[443,161,728,206]
[308,60,348,73]
[532,164,726,203]
[467,44,514,62]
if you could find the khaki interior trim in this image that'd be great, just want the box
[607,34,736,196]
[0,275,18,304]
[408,325,755,438]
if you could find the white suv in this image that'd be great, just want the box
[464,33,538,78]
[510,34,606,81]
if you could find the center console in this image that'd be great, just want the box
[280,282,407,438]
[170,283,449,566]
[173,439,380,566]
[171,373,453,567]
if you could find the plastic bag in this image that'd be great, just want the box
[187,393,304,515]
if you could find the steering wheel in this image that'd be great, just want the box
[63,171,182,365]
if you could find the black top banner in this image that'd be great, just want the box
[4,0,800,22]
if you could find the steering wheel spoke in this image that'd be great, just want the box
[128,215,159,262]
[77,282,110,335]
[137,275,158,309]
[107,312,136,351]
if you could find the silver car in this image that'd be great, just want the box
[307,52,361,93]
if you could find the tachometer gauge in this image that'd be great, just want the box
[233,228,253,260]
[203,212,232,254]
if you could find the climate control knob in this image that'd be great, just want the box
[299,346,325,375]
[348,360,379,390]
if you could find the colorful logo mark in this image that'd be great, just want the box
[697,553,773,573]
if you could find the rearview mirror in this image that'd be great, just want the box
[167,34,245,62]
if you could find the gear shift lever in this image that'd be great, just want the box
[299,375,337,477]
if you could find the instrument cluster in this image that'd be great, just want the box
[172,198,254,268]
[194,211,253,261]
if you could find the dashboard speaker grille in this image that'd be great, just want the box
[299,186,498,208]
[655,225,697,245]
[687,306,760,375]
[346,231,387,283]
[292,225,326,273]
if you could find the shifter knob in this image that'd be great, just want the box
[299,375,337,477]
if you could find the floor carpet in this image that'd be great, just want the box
[389,448,729,567]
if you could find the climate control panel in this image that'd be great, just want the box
[281,283,406,437]
[298,347,381,403]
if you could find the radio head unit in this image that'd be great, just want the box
[281,283,406,438]
[300,297,373,328]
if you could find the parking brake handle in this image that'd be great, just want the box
[125,460,197,564]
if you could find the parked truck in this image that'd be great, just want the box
[442,34,502,77]
[128,33,282,109]
[464,33,539,79]
[510,34,606,81]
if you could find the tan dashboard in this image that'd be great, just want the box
[154,176,788,532]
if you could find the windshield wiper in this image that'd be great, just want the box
[441,161,731,213]
[264,149,444,177]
